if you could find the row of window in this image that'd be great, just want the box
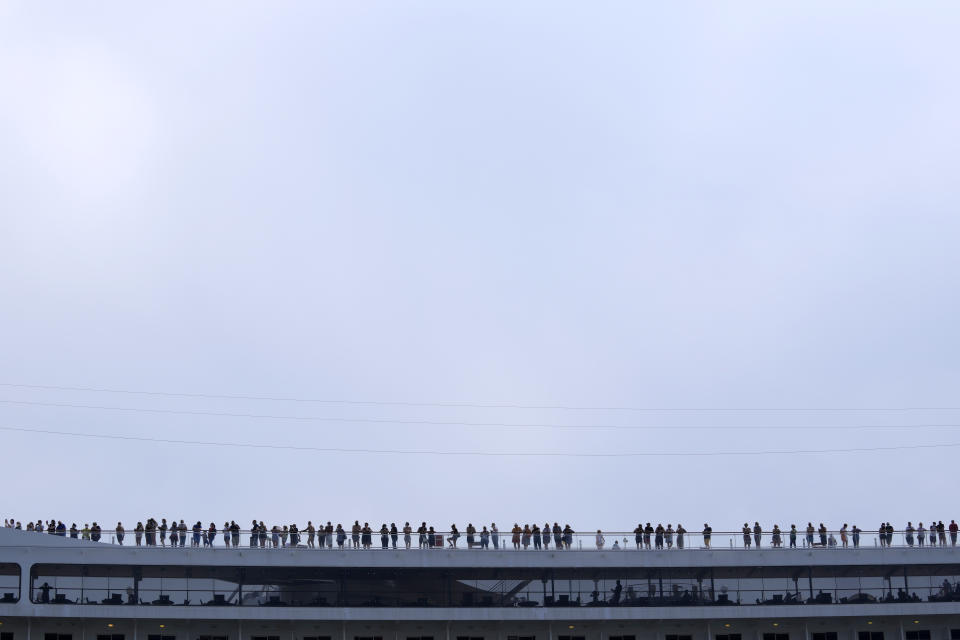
[0,632,953,640]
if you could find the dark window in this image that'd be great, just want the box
[859,633,884,640]
[951,632,960,640]
[665,636,689,640]
[812,634,837,640]
[558,636,584,640]
[2,633,12,640]
[198,636,227,640]
[763,634,789,640]
[507,636,535,640]
[45,635,72,640]
[148,636,175,640]
[906,633,931,640]
[252,637,278,640]
[613,636,638,640]
[456,637,483,640]
[97,635,124,640]
[717,635,742,640]
[407,637,434,640]
[305,637,332,640]
[355,637,383,640]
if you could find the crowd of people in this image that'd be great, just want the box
[4,518,960,550]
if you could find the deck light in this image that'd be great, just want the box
[867,622,872,625]
[160,625,165,629]
[107,624,114,628]
[568,627,575,630]
[773,624,779,627]
[913,621,919,625]
[724,624,731,628]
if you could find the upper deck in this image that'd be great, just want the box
[3,528,960,623]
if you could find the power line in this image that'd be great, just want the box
[2,398,960,430]
[2,424,959,457]
[2,382,956,412]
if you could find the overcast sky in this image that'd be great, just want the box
[1,1,959,534]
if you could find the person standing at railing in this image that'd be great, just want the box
[852,524,861,548]
[633,524,642,549]
[531,524,541,550]
[82,523,91,540]
[135,522,144,546]
[938,521,947,545]
[336,523,346,548]
[511,523,521,549]
[521,524,530,549]
[145,518,156,546]
[380,523,389,549]
[950,520,958,546]
[466,523,476,549]
[742,523,751,548]
[492,522,500,549]
[70,523,78,539]
[351,521,361,548]
[753,522,762,548]
[905,522,915,546]
[479,525,489,548]
[260,521,268,548]
[552,522,561,549]
[595,529,605,549]
[789,524,797,547]
[390,522,398,548]
[362,522,373,549]
[417,522,427,548]
[665,524,674,549]
[929,520,937,546]
[116,522,125,545]
[677,523,686,549]
[325,522,334,548]
[771,524,781,548]
[306,521,315,548]
[819,523,828,547]
[563,524,574,548]
[541,523,550,550]
[159,519,168,546]
[655,523,664,550]
[170,521,179,547]
[702,523,711,548]
[192,521,202,547]
[178,520,187,547]
[805,523,814,547]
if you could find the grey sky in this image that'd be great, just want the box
[1,1,959,533]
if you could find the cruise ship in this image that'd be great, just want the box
[2,526,959,640]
